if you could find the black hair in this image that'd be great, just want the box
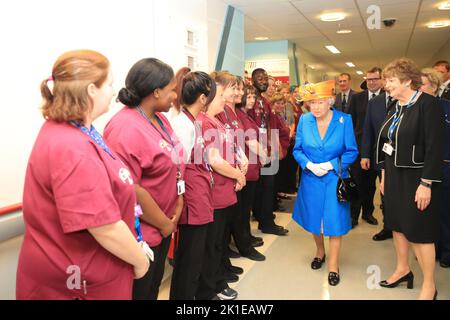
[118,58,174,107]
[251,68,267,79]
[181,71,216,107]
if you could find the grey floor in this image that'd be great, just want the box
[2,197,449,300]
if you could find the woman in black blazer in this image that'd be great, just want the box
[376,58,445,300]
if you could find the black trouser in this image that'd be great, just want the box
[229,191,253,256]
[132,236,171,300]
[241,181,258,239]
[276,156,289,194]
[286,143,299,193]
[350,162,377,221]
[253,165,276,228]
[196,208,229,300]
[170,223,209,300]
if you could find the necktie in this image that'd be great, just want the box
[342,94,347,109]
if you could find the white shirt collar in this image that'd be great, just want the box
[341,89,351,97]
[438,79,450,96]
[368,89,381,100]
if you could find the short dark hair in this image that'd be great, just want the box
[367,67,382,76]
[383,58,422,90]
[239,85,257,108]
[181,71,216,106]
[433,60,450,72]
[118,58,174,107]
[339,72,351,80]
[251,68,267,79]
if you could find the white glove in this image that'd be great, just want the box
[306,162,328,177]
[319,162,334,172]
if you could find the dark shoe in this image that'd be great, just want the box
[251,237,264,247]
[228,248,241,259]
[217,288,238,300]
[362,215,378,225]
[379,271,414,289]
[261,225,289,236]
[227,265,243,275]
[242,249,266,261]
[258,223,285,231]
[211,295,221,300]
[440,260,450,268]
[372,229,393,241]
[250,235,263,242]
[225,272,239,283]
[328,271,340,286]
[311,255,326,270]
[434,290,438,300]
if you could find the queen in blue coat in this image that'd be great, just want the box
[292,80,358,286]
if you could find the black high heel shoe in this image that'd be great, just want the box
[328,270,340,286]
[434,290,438,300]
[311,255,326,270]
[379,271,414,289]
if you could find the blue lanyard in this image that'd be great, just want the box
[72,121,115,159]
[137,107,182,180]
[134,204,144,242]
[387,91,419,143]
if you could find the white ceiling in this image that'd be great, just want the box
[225,0,450,76]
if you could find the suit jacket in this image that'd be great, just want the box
[348,89,384,152]
[361,92,396,170]
[376,93,445,182]
[335,89,356,113]
[440,82,450,101]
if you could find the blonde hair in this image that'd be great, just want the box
[41,50,109,122]
[382,58,422,90]
[421,68,442,95]
[210,71,237,88]
[270,93,286,104]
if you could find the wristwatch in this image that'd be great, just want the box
[419,180,432,188]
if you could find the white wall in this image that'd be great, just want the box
[0,0,228,208]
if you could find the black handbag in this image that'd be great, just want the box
[337,158,359,202]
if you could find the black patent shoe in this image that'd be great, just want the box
[328,271,340,286]
[379,271,414,289]
[311,255,326,270]
[434,290,438,300]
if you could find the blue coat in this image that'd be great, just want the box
[293,109,358,236]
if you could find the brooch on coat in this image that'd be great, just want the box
[339,116,344,124]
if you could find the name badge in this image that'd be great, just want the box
[140,241,154,262]
[259,128,267,135]
[382,143,394,156]
[177,180,185,195]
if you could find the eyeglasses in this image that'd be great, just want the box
[367,78,381,82]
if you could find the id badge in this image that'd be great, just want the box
[177,180,185,195]
[139,241,154,262]
[382,143,394,156]
[259,127,267,135]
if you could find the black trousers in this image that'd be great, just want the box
[253,165,276,228]
[437,184,450,263]
[350,162,378,221]
[196,208,229,300]
[241,181,258,239]
[170,223,209,300]
[286,143,299,193]
[132,236,171,300]
[227,191,254,256]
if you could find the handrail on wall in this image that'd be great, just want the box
[0,203,22,216]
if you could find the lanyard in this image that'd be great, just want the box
[183,109,215,188]
[257,99,267,128]
[137,107,182,181]
[223,107,240,166]
[387,91,419,143]
[72,121,115,159]
[134,204,144,242]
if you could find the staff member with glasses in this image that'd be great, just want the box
[376,58,445,300]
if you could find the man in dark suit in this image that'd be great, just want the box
[361,89,396,240]
[348,67,384,228]
[433,60,450,100]
[335,73,356,113]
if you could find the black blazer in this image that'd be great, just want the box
[376,93,445,182]
[335,89,356,113]
[348,90,384,151]
[361,92,396,170]
[441,82,450,101]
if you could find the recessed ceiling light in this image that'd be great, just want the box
[336,29,352,34]
[325,45,341,54]
[346,62,356,67]
[254,37,269,41]
[320,13,346,22]
[310,66,316,70]
[427,21,450,28]
[356,71,364,75]
[438,2,450,10]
